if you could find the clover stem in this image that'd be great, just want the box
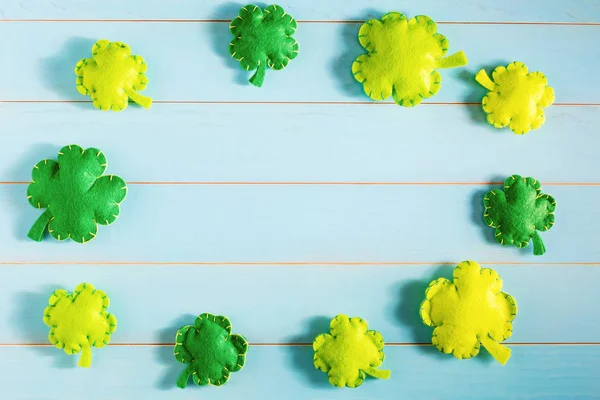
[475,69,496,91]
[126,90,152,109]
[479,334,511,365]
[364,366,391,380]
[249,59,267,87]
[532,231,546,256]
[78,343,92,368]
[176,365,194,389]
[27,209,52,242]
[436,50,468,69]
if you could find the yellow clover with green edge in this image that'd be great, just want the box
[420,261,517,365]
[75,40,152,111]
[476,62,554,134]
[43,283,116,368]
[313,315,391,388]
[352,12,468,107]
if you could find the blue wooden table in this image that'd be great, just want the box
[0,1,598,398]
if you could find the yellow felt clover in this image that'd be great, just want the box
[313,315,390,388]
[420,261,517,365]
[75,40,152,111]
[43,283,117,368]
[352,12,468,107]
[476,62,554,134]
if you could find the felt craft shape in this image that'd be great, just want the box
[27,144,127,243]
[75,40,152,111]
[43,283,116,368]
[484,175,556,256]
[174,313,248,388]
[476,62,554,134]
[352,12,468,107]
[313,314,391,388]
[229,4,299,87]
[420,261,517,365]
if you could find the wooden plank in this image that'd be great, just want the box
[0,184,596,263]
[0,345,597,399]
[0,264,598,344]
[0,23,597,103]
[1,0,599,22]
[1,104,599,183]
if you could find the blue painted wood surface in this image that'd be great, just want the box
[0,1,598,399]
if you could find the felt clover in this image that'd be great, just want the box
[476,62,554,134]
[229,4,299,87]
[27,144,127,243]
[352,12,468,107]
[313,314,391,388]
[420,261,517,365]
[43,283,117,368]
[174,313,248,388]
[484,175,556,256]
[75,40,152,111]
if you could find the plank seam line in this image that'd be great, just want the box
[0,19,598,26]
[1,342,598,347]
[0,262,598,266]
[2,182,600,186]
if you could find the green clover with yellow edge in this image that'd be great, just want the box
[75,40,152,111]
[420,261,517,365]
[43,283,116,368]
[352,12,468,107]
[229,4,299,87]
[175,313,249,388]
[27,145,127,243]
[476,62,554,134]
[484,175,556,256]
[313,315,391,388]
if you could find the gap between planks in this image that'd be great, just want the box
[0,342,598,347]
[0,262,599,266]
[0,19,598,26]
[2,182,600,186]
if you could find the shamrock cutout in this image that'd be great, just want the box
[27,144,127,243]
[476,62,554,134]
[229,4,299,87]
[484,175,556,255]
[75,40,152,111]
[313,315,390,388]
[43,283,117,368]
[174,313,248,388]
[420,261,517,365]
[352,12,468,107]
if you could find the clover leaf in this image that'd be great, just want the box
[43,283,117,368]
[27,144,127,243]
[229,4,299,87]
[420,261,518,365]
[352,12,468,107]
[174,313,248,388]
[75,40,152,111]
[476,62,554,134]
[484,175,556,255]
[313,314,391,388]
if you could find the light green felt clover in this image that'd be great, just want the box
[44,283,117,368]
[484,175,556,255]
[229,4,299,87]
[353,12,468,107]
[75,40,152,111]
[175,313,249,388]
[27,145,127,243]
[313,315,391,388]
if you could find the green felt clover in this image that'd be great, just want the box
[313,315,390,388]
[27,145,128,243]
[229,4,299,87]
[75,40,152,111]
[484,175,556,255]
[44,283,117,368]
[175,313,248,388]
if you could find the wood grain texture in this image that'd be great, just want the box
[0,0,598,398]
[0,23,598,103]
